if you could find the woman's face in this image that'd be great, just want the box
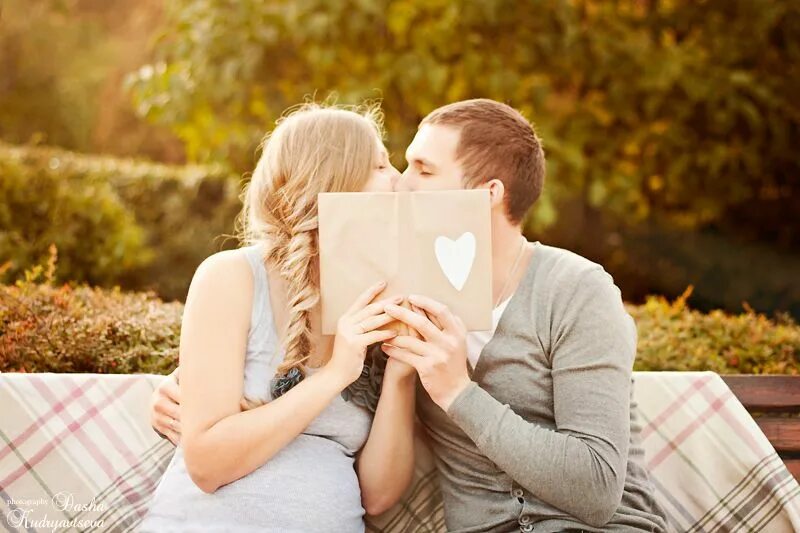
[362,142,401,192]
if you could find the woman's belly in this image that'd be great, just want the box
[140,435,365,532]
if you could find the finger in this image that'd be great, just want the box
[419,304,443,330]
[382,344,424,370]
[346,281,388,315]
[410,304,433,337]
[385,303,443,342]
[154,397,180,421]
[358,312,396,333]
[155,414,180,437]
[353,295,404,322]
[163,378,181,403]
[163,429,180,446]
[361,328,398,346]
[386,335,435,357]
[408,294,460,333]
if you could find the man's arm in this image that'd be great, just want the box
[446,268,633,527]
[384,268,634,528]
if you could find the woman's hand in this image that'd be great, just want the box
[326,281,401,387]
[383,302,426,381]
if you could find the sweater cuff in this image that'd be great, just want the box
[445,381,493,439]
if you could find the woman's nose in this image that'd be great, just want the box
[391,168,404,192]
[394,169,412,192]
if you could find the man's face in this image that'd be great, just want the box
[397,124,467,192]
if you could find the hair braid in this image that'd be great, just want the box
[234,101,385,405]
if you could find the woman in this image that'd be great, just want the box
[140,103,417,532]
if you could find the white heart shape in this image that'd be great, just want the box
[435,232,476,291]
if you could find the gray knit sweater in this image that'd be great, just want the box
[416,241,668,532]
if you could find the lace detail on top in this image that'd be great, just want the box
[340,343,387,414]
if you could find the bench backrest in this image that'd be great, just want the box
[721,375,800,482]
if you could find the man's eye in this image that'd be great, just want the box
[420,170,431,176]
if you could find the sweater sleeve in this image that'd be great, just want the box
[445,267,635,528]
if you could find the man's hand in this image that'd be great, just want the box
[381,295,471,411]
[150,367,181,445]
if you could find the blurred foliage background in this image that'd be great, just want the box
[1,0,798,326]
[2,255,798,374]
[1,254,183,375]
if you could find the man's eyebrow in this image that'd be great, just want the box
[406,153,437,169]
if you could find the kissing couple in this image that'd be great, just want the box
[140,98,667,533]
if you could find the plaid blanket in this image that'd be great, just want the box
[1,371,797,532]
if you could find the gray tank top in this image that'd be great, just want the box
[140,243,374,532]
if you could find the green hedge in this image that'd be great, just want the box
[0,261,180,374]
[0,148,151,286]
[0,142,243,301]
[631,287,799,375]
[1,263,797,375]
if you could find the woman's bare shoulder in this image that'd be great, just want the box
[186,249,254,314]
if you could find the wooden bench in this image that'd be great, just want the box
[722,375,800,481]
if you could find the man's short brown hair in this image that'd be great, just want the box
[421,99,545,225]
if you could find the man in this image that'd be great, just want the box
[150,99,667,532]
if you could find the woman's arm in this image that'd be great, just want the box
[179,252,396,494]
[179,251,343,493]
[355,359,417,515]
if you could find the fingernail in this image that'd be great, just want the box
[392,295,403,303]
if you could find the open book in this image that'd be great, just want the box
[318,190,493,335]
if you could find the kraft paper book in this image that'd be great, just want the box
[318,190,493,335]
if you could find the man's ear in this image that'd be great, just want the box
[486,179,506,209]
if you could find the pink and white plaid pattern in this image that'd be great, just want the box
[634,371,800,532]
[0,374,172,533]
[1,371,797,532]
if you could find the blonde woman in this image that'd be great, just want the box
[140,103,417,532]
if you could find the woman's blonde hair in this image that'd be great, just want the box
[236,102,384,402]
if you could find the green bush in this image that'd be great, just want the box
[1,260,797,375]
[0,149,151,286]
[0,141,243,301]
[0,253,180,374]
[630,287,799,375]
